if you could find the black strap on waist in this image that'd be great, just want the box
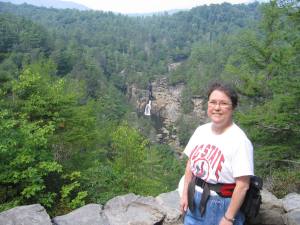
[199,181,210,215]
[187,177,196,213]
[187,176,236,216]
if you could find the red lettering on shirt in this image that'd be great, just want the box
[208,146,218,165]
[201,144,210,158]
[206,145,216,159]
[212,149,221,169]
[190,145,199,159]
[215,154,225,181]
[191,144,204,160]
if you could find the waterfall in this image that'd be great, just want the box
[144,100,151,116]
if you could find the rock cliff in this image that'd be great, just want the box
[127,77,207,152]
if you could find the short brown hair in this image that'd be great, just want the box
[207,82,238,109]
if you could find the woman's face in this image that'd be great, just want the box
[207,89,233,130]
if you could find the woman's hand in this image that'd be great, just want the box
[180,192,188,214]
[180,159,193,214]
[219,216,235,225]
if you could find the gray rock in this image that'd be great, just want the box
[283,209,300,225]
[261,189,283,209]
[52,204,109,225]
[1,189,299,225]
[0,204,52,225]
[103,193,165,225]
[254,207,285,225]
[282,193,300,225]
[156,190,182,224]
[256,189,285,225]
[282,193,300,212]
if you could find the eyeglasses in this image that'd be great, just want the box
[208,100,232,109]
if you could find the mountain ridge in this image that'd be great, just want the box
[0,0,89,10]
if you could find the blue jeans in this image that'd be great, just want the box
[184,191,245,225]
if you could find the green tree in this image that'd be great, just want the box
[0,61,95,212]
[0,81,62,211]
[110,122,149,194]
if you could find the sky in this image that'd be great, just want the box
[65,0,259,14]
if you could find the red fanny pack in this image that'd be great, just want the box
[217,183,236,197]
[195,177,236,198]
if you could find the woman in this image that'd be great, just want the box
[180,82,254,225]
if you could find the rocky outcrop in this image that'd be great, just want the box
[127,78,207,152]
[103,193,165,225]
[282,193,300,225]
[52,204,108,225]
[0,204,52,225]
[0,191,182,225]
[1,190,299,225]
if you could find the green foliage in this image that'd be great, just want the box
[60,172,87,210]
[0,61,97,213]
[113,125,181,195]
[0,1,260,86]
[266,166,300,198]
[176,115,199,146]
[0,102,62,211]
[80,124,184,204]
[110,122,150,193]
[149,144,185,191]
[181,88,194,114]
[0,14,51,53]
[225,1,300,192]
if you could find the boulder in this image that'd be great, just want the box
[283,209,300,225]
[52,204,109,225]
[156,190,183,224]
[282,193,300,225]
[103,193,165,225]
[0,204,52,225]
[282,193,300,212]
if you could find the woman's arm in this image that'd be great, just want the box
[219,176,250,225]
[180,159,193,213]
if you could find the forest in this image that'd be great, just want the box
[0,0,299,216]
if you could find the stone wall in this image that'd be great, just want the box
[1,190,299,225]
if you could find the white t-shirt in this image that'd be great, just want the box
[184,122,254,186]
